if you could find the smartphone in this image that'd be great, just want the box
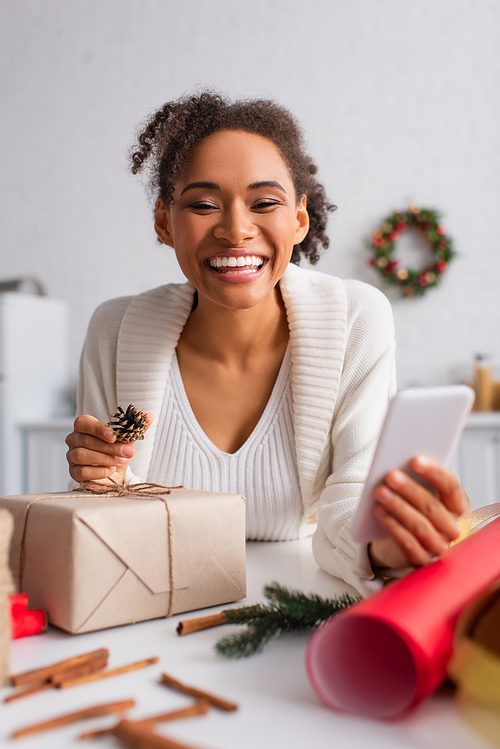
[350,385,475,543]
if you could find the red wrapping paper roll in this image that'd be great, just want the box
[306,517,500,719]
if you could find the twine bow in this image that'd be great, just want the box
[80,480,185,497]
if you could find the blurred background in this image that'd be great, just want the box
[1,0,499,496]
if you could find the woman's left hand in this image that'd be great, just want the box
[368,456,467,570]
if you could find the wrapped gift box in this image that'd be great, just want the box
[0,488,246,634]
[1,509,14,684]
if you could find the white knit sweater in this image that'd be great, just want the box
[77,263,397,595]
[150,345,304,541]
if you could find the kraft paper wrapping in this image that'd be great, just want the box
[0,489,246,635]
[0,509,14,685]
[306,517,500,719]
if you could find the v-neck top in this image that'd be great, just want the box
[149,343,303,540]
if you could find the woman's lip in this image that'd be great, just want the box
[205,252,266,261]
[204,257,268,283]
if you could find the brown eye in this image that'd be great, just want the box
[253,200,281,210]
[190,202,218,210]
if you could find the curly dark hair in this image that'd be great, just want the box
[130,92,336,265]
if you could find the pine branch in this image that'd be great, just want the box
[221,605,266,625]
[215,582,360,659]
[215,621,280,659]
[263,582,358,626]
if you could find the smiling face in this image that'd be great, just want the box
[154,130,309,312]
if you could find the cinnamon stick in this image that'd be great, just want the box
[5,655,109,702]
[176,612,228,635]
[113,719,205,749]
[58,656,159,689]
[4,681,53,703]
[79,700,209,740]
[176,605,261,635]
[159,672,237,711]
[10,647,109,687]
[137,700,210,728]
[52,655,108,685]
[6,655,108,702]
[12,698,135,739]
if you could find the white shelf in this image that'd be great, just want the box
[465,411,500,428]
[453,413,500,508]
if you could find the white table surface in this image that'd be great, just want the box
[0,538,490,749]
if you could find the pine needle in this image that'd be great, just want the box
[215,582,360,659]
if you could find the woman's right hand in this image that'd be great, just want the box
[368,456,465,570]
[65,413,153,484]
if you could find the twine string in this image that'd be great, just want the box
[165,504,175,617]
[80,480,185,497]
[80,480,185,617]
[18,497,49,592]
[18,481,185,618]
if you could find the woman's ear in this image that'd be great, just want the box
[154,198,174,247]
[294,195,309,245]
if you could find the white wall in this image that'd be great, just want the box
[1,0,499,398]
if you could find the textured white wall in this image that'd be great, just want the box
[1,0,499,397]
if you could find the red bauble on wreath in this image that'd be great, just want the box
[367,206,456,298]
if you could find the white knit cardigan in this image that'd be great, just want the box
[77,263,397,595]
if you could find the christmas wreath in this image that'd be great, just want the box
[367,206,456,298]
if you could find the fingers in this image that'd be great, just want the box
[371,459,464,569]
[74,414,117,443]
[373,488,449,567]
[69,463,120,483]
[383,468,461,541]
[376,485,449,565]
[65,414,136,483]
[410,456,466,516]
[143,412,154,432]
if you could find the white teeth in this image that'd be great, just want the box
[208,255,265,270]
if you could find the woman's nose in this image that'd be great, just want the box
[213,205,258,244]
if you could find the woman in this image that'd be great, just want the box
[66,92,465,595]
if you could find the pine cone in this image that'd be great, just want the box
[108,404,148,443]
